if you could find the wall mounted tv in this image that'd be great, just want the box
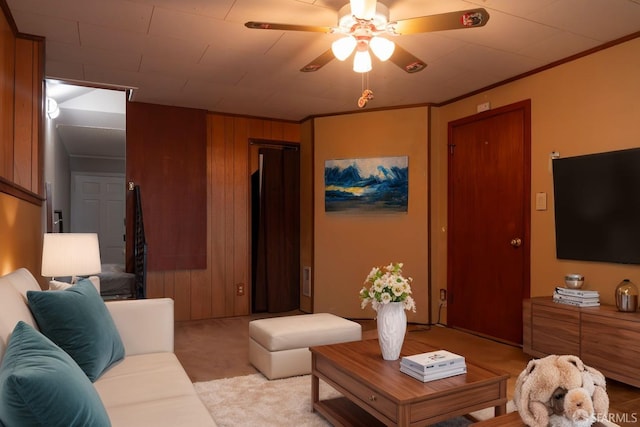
[552,148,640,265]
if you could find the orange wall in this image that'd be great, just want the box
[430,37,640,311]
[313,108,430,324]
[0,192,43,280]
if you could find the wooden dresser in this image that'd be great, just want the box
[523,297,640,387]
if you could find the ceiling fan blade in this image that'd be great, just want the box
[300,49,335,72]
[389,8,490,35]
[389,44,427,74]
[245,21,334,33]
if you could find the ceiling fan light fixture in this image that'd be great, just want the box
[350,0,376,20]
[369,36,395,61]
[353,49,372,73]
[338,2,389,29]
[332,36,357,61]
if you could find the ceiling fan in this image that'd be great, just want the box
[245,0,489,74]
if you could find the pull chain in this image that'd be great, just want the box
[357,71,374,108]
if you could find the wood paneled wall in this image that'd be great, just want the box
[13,38,42,194]
[0,3,44,204]
[145,114,301,321]
[126,102,207,272]
[0,2,44,281]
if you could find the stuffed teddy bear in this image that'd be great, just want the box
[513,354,609,427]
[514,355,585,426]
[580,365,609,421]
[549,387,596,427]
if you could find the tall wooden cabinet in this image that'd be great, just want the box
[523,297,640,387]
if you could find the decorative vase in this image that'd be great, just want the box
[376,301,407,360]
[615,279,639,312]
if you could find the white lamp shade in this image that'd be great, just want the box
[353,49,372,73]
[370,36,395,61]
[41,233,102,277]
[332,36,357,61]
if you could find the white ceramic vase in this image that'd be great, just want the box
[376,301,407,360]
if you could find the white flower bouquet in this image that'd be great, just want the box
[359,262,416,313]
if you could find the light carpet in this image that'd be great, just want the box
[195,373,483,427]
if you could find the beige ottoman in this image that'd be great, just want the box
[249,313,362,380]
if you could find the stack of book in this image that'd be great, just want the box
[400,350,467,382]
[553,287,600,307]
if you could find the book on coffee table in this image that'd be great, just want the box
[401,350,465,373]
[400,363,467,382]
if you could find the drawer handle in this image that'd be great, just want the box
[369,395,377,402]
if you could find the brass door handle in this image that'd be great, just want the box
[510,238,522,247]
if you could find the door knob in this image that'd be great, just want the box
[510,238,522,247]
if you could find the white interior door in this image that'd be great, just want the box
[71,173,125,265]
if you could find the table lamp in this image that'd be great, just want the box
[41,233,102,283]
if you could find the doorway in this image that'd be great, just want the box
[250,140,301,313]
[44,80,127,264]
[447,100,531,345]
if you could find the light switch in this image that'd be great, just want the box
[536,192,547,211]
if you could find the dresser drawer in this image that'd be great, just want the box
[524,298,640,388]
[314,356,397,423]
[531,304,580,355]
[581,313,640,387]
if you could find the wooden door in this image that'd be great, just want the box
[447,100,531,344]
[252,146,300,313]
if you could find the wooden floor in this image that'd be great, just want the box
[175,315,640,425]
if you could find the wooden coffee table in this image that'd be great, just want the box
[310,338,508,427]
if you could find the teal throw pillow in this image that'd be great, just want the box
[0,321,111,427]
[27,279,125,381]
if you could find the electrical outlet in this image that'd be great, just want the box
[439,288,447,301]
[302,266,311,297]
[477,101,491,112]
[236,283,245,296]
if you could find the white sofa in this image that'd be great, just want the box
[0,268,216,427]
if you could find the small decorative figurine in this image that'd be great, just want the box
[357,89,374,108]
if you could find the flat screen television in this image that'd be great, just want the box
[552,148,640,265]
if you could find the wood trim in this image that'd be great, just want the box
[1,8,15,182]
[0,0,18,35]
[0,177,43,204]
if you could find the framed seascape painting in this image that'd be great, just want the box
[324,156,408,213]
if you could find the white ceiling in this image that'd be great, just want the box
[7,0,640,153]
[46,82,127,158]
